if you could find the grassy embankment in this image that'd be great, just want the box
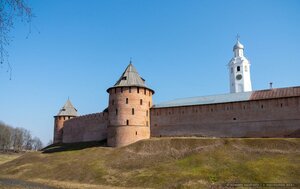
[0,153,22,165]
[0,138,299,189]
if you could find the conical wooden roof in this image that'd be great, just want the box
[56,99,78,116]
[107,63,154,93]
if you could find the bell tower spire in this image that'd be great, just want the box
[228,36,252,93]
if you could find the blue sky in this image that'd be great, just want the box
[0,0,299,144]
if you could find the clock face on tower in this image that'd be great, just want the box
[236,74,243,80]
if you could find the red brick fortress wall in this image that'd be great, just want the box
[63,112,108,143]
[150,97,300,138]
[53,115,76,143]
[107,87,153,147]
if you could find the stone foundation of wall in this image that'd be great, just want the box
[107,125,150,147]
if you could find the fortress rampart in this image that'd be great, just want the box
[107,86,153,147]
[62,112,108,143]
[53,61,300,147]
[150,96,300,138]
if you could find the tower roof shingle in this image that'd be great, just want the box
[56,99,78,117]
[107,62,154,93]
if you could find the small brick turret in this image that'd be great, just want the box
[53,99,78,144]
[107,62,154,147]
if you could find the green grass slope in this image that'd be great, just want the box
[0,138,299,189]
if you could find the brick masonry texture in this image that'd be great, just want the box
[107,87,153,147]
[150,96,300,137]
[62,112,108,143]
[55,88,300,147]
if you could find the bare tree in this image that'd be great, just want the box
[0,122,11,150]
[0,0,33,79]
[32,137,43,151]
[11,127,24,151]
[0,121,43,152]
[22,128,32,150]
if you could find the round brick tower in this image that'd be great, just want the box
[53,99,78,144]
[107,62,154,147]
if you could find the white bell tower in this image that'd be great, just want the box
[228,36,252,93]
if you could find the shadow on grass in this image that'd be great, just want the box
[42,140,107,153]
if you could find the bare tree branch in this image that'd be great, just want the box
[0,0,33,80]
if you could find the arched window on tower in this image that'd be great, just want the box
[237,66,240,72]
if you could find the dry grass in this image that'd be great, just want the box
[0,138,299,189]
[0,153,22,165]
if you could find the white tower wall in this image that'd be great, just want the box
[228,40,252,93]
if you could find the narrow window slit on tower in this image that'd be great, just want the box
[144,89,146,95]
[126,120,129,125]
[140,99,143,105]
[237,66,240,72]
[137,87,139,93]
[126,98,128,104]
[132,108,134,115]
[129,87,131,93]
[116,109,118,115]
